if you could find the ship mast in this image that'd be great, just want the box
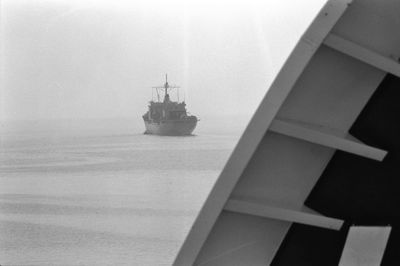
[164,74,169,96]
[152,74,180,102]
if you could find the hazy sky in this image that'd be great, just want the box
[1,0,327,121]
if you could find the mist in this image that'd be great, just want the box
[1,0,327,121]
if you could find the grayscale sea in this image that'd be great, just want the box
[0,117,246,265]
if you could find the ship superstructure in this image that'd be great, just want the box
[142,75,197,136]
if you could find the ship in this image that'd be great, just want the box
[142,75,198,136]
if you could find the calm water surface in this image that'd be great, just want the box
[0,118,246,265]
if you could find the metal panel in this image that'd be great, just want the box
[232,46,385,211]
[178,1,400,265]
[276,46,385,131]
[339,226,392,266]
[194,212,289,266]
[332,0,400,60]
[173,1,352,265]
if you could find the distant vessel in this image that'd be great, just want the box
[142,75,198,136]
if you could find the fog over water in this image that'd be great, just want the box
[1,0,325,121]
[0,118,243,265]
[0,0,327,265]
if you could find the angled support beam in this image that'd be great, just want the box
[324,33,400,77]
[224,199,344,230]
[339,226,392,266]
[269,118,387,161]
[173,2,352,265]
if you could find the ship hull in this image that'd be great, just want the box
[143,118,197,136]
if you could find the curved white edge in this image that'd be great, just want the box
[173,1,352,265]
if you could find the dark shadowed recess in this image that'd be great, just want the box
[271,74,400,265]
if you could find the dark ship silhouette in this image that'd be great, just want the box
[142,75,198,136]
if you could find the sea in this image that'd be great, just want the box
[0,117,248,265]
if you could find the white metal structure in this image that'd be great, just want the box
[174,0,400,264]
[339,226,392,266]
